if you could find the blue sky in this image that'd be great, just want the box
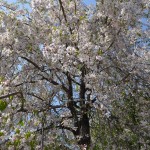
[84,0,96,5]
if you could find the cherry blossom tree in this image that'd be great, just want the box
[0,0,149,149]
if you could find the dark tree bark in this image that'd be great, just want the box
[74,66,91,148]
[76,113,91,146]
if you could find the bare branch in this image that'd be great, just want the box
[0,92,21,99]
[20,56,41,70]
[58,0,68,23]
[27,92,45,101]
[58,0,72,34]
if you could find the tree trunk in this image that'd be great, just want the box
[75,113,91,149]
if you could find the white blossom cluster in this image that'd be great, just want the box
[0,0,149,149]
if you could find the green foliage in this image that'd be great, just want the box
[25,131,31,139]
[75,85,79,92]
[91,92,150,149]
[9,95,13,100]
[79,15,86,21]
[15,128,20,134]
[18,119,24,126]
[0,99,7,111]
[14,139,21,147]
[0,131,4,136]
[0,76,4,83]
[29,140,36,150]
[97,49,103,55]
[75,50,80,56]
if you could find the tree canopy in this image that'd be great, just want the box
[0,0,150,149]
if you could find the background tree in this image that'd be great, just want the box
[0,0,149,149]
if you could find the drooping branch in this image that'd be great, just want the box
[58,0,72,34]
[20,56,42,70]
[27,92,45,101]
[15,80,37,87]
[70,77,81,86]
[0,92,21,99]
[58,0,67,23]
[20,56,69,92]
